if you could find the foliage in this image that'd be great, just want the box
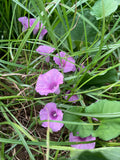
[90,0,118,20]
[70,147,120,160]
[0,0,120,159]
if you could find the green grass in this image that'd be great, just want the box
[0,0,120,159]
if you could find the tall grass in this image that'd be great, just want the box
[0,0,120,159]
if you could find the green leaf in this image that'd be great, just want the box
[86,99,120,114]
[93,118,120,140]
[86,100,120,140]
[115,0,120,4]
[90,0,118,20]
[54,9,98,45]
[63,107,93,137]
[71,9,98,42]
[70,147,120,160]
[79,69,118,88]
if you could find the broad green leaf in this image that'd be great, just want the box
[86,99,120,114]
[54,9,98,45]
[70,147,120,160]
[115,0,120,4]
[79,69,118,88]
[70,9,98,42]
[90,0,118,20]
[86,100,120,140]
[63,107,93,137]
[93,118,120,140]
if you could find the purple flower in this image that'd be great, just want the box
[36,45,55,62]
[78,64,85,71]
[78,64,90,73]
[35,69,64,96]
[53,52,76,73]
[64,90,78,103]
[39,102,64,132]
[18,16,29,31]
[38,28,48,40]
[69,132,96,149]
[92,118,98,121]
[18,16,47,39]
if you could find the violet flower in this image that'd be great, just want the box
[53,52,76,73]
[18,16,47,39]
[78,64,90,73]
[35,69,64,96]
[36,45,55,62]
[38,28,48,40]
[64,90,78,103]
[78,64,85,71]
[39,102,64,132]
[69,132,96,149]
[92,118,98,121]
[18,16,28,31]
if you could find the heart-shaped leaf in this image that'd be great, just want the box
[86,100,120,140]
[86,99,120,114]
[90,0,118,20]
[79,69,118,88]
[115,0,120,4]
[70,147,120,160]
[54,9,98,46]
[93,118,120,140]
[63,107,93,137]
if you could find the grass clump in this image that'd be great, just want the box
[1,0,120,159]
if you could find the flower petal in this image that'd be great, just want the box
[18,17,47,39]
[69,133,96,149]
[39,103,64,132]
[35,69,64,95]
[53,52,76,73]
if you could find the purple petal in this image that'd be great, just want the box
[36,45,55,56]
[53,52,66,66]
[35,74,50,96]
[92,118,98,121]
[35,69,64,95]
[18,16,28,31]
[68,95,79,103]
[36,45,55,62]
[78,64,85,71]
[39,28,48,40]
[54,87,60,94]
[29,19,47,37]
[78,64,90,73]
[69,133,96,149]
[29,18,40,35]
[18,17,47,39]
[18,16,28,25]
[28,18,36,27]
[49,122,64,132]
[39,102,64,132]
[53,52,76,73]
[33,28,39,35]
[45,56,50,62]
[63,57,76,73]
[65,90,78,103]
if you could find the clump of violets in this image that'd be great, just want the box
[36,45,55,62]
[69,132,96,149]
[64,90,78,103]
[53,52,76,73]
[35,69,64,96]
[39,102,64,132]
[18,16,47,39]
